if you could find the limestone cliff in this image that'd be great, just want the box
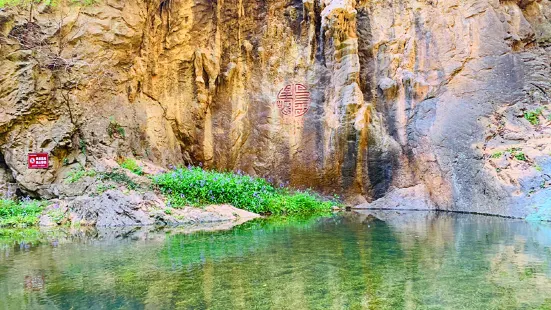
[1,0,550,218]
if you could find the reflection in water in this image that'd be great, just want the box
[1,212,551,309]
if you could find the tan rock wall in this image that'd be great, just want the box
[1,0,550,217]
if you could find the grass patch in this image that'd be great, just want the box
[66,165,96,184]
[97,169,138,190]
[107,118,126,139]
[524,108,544,125]
[119,158,143,176]
[506,148,528,162]
[66,164,139,191]
[509,149,527,161]
[96,183,116,195]
[153,167,337,215]
[491,151,503,159]
[0,199,45,228]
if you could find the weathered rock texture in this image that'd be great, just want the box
[1,0,551,218]
[40,190,260,227]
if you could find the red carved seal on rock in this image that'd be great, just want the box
[276,83,311,117]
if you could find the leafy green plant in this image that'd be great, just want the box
[120,158,143,176]
[47,208,66,223]
[524,108,543,125]
[505,148,528,162]
[98,169,138,190]
[79,139,87,155]
[491,152,503,159]
[514,152,527,161]
[96,183,116,195]
[153,167,338,215]
[107,118,126,139]
[66,166,96,184]
[0,199,45,228]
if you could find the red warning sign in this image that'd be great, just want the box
[28,153,49,169]
[276,83,311,117]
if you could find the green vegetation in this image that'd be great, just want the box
[96,183,116,195]
[107,118,126,139]
[46,208,65,223]
[79,139,87,155]
[66,164,139,193]
[524,108,544,125]
[0,228,43,248]
[66,163,139,191]
[491,148,530,165]
[98,169,138,190]
[66,165,96,184]
[507,148,528,162]
[120,158,143,176]
[491,151,503,159]
[0,199,45,228]
[514,152,527,161]
[153,166,337,215]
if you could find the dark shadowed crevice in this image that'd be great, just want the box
[356,7,374,102]
[355,6,396,199]
[0,150,18,199]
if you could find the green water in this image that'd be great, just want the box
[1,211,551,310]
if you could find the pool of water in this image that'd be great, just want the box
[1,211,551,309]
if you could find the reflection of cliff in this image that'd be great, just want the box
[1,0,551,216]
[1,214,551,308]
[489,241,551,308]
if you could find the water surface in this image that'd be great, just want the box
[1,211,551,309]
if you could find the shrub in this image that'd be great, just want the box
[120,158,143,175]
[153,167,336,215]
[0,199,45,227]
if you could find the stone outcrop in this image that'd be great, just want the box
[40,190,260,227]
[1,0,550,218]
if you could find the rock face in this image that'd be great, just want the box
[40,190,260,227]
[1,0,551,218]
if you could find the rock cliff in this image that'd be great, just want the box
[1,0,550,218]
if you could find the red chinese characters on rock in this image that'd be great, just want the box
[276,83,311,117]
[28,153,49,169]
